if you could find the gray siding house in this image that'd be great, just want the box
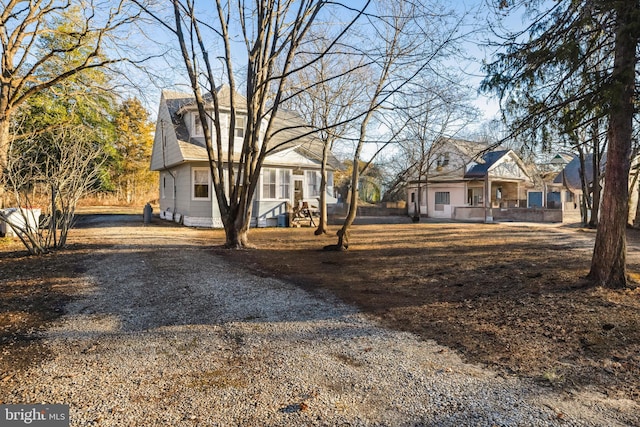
[150,87,341,228]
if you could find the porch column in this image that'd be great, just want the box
[423,185,428,217]
[484,173,493,223]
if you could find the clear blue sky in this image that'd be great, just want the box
[130,1,533,130]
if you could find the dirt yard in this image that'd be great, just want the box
[1,214,639,408]
[220,221,640,404]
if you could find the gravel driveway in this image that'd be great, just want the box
[3,215,635,426]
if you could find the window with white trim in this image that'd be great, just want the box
[279,169,290,199]
[436,152,450,168]
[193,113,203,137]
[235,116,245,138]
[435,191,450,205]
[192,167,210,200]
[262,168,277,199]
[306,171,319,198]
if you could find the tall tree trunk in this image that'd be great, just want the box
[415,161,424,219]
[326,107,375,251]
[334,165,360,250]
[0,117,8,170]
[222,201,252,248]
[331,108,378,251]
[587,2,637,288]
[224,222,250,248]
[589,119,602,227]
[315,143,330,235]
[414,182,421,220]
[0,118,10,208]
[577,146,591,225]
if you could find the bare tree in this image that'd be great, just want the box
[137,0,369,248]
[328,0,464,250]
[0,0,144,206]
[1,125,105,254]
[284,42,366,235]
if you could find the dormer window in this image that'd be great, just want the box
[235,116,245,138]
[436,152,450,168]
[193,113,203,137]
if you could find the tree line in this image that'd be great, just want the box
[0,3,154,253]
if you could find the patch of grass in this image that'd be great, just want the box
[188,368,247,389]
[541,368,565,386]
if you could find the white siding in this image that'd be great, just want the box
[150,95,184,171]
[427,182,467,219]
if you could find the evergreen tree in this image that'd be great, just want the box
[0,1,140,205]
[482,0,639,288]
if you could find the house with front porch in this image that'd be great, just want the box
[407,138,541,222]
[150,87,340,228]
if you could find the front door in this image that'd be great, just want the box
[467,187,483,206]
[528,191,543,208]
[294,178,304,208]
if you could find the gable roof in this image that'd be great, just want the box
[464,150,510,178]
[152,87,342,170]
[446,138,493,160]
[553,154,594,192]
[464,149,532,182]
[549,153,574,165]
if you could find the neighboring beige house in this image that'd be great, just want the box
[405,138,593,223]
[406,138,535,221]
[150,87,340,228]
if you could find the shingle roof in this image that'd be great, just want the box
[161,87,342,170]
[163,90,196,146]
[464,150,510,178]
[553,154,593,192]
[449,138,493,159]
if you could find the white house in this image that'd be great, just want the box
[150,87,341,228]
[406,138,534,221]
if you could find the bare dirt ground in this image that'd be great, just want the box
[220,220,640,403]
[1,212,639,423]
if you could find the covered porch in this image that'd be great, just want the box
[466,179,528,209]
